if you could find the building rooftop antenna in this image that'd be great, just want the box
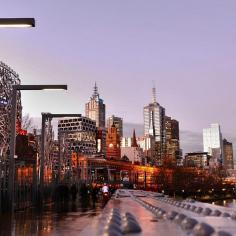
[152,80,157,103]
[93,82,99,97]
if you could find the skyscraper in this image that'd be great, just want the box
[85,83,105,128]
[223,139,234,170]
[203,123,223,165]
[85,83,106,155]
[143,85,165,166]
[165,116,180,164]
[107,115,123,137]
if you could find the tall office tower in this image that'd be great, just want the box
[203,123,223,165]
[143,85,166,166]
[223,139,234,170]
[85,83,105,128]
[107,115,123,137]
[106,123,121,160]
[165,116,180,165]
[85,83,106,155]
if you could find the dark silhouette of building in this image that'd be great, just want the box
[223,139,234,170]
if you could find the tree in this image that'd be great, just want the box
[22,113,35,131]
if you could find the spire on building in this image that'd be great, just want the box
[93,82,99,97]
[132,129,138,147]
[152,81,157,103]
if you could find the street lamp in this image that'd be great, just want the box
[0,18,35,28]
[8,84,67,212]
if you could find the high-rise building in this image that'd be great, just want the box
[106,123,121,160]
[203,123,223,165]
[107,115,123,137]
[85,83,106,155]
[165,116,180,164]
[85,83,105,128]
[143,85,166,166]
[223,139,234,170]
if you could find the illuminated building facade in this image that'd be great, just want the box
[165,116,181,164]
[137,134,155,159]
[184,152,210,168]
[85,83,106,154]
[223,139,234,170]
[121,137,132,148]
[96,127,106,155]
[203,123,223,165]
[85,83,105,128]
[143,86,166,166]
[107,115,123,137]
[106,123,121,160]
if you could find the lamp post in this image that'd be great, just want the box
[0,16,35,212]
[40,113,81,201]
[8,84,67,212]
[0,18,35,28]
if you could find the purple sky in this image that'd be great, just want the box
[1,1,236,154]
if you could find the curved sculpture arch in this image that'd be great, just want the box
[0,61,22,158]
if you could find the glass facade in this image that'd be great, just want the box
[143,86,166,166]
[203,123,223,164]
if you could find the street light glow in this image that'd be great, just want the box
[0,18,35,28]
[13,84,67,91]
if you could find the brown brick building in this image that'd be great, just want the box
[106,124,121,160]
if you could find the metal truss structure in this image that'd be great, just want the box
[0,61,22,158]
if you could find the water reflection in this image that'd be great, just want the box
[212,199,236,208]
[0,197,103,236]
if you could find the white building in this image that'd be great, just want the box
[203,123,223,165]
[121,146,144,164]
[136,135,155,158]
[121,137,132,148]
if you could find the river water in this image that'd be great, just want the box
[212,199,236,208]
[0,197,103,236]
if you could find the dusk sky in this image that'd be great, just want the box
[1,1,236,154]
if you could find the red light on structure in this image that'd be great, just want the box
[19,129,27,135]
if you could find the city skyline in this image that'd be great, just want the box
[1,1,236,156]
[2,2,236,234]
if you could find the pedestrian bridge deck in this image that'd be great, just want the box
[81,189,236,236]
